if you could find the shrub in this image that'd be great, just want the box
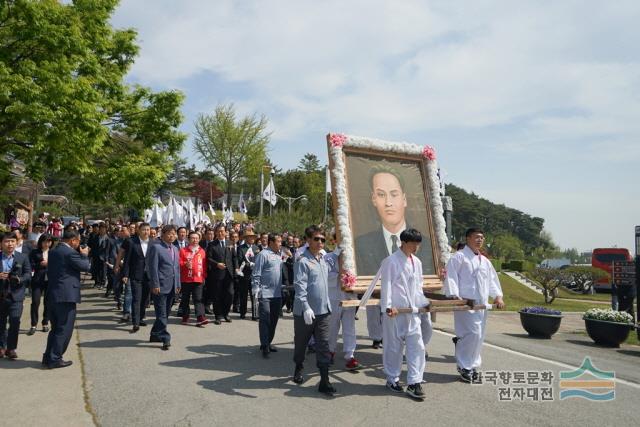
[490,258,502,272]
[503,260,524,271]
[583,308,634,324]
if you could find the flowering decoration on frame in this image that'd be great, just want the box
[341,271,357,289]
[329,133,347,148]
[422,145,436,161]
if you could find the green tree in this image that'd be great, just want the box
[489,233,525,260]
[298,153,321,173]
[0,0,185,207]
[193,103,270,207]
[529,268,562,303]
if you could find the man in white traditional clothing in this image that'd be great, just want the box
[324,234,360,370]
[444,228,505,383]
[380,228,428,400]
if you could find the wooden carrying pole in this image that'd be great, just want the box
[340,298,497,313]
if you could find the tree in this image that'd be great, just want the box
[529,268,562,303]
[193,104,270,207]
[191,179,224,205]
[0,0,186,207]
[489,233,525,260]
[298,153,321,173]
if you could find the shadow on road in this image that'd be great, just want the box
[0,359,44,370]
[78,338,158,349]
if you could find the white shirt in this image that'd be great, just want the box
[443,246,503,306]
[382,222,406,256]
[140,238,149,257]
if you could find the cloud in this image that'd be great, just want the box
[111,0,640,250]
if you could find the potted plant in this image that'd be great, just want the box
[583,308,634,347]
[519,306,563,338]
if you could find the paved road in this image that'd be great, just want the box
[75,288,639,427]
[6,284,640,427]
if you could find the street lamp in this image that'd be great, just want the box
[276,193,308,214]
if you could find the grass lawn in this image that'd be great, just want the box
[555,287,611,302]
[497,273,605,313]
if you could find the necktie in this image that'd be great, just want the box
[391,235,398,254]
[168,245,174,261]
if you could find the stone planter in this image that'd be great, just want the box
[519,311,563,338]
[583,318,633,347]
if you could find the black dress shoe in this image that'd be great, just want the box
[47,360,73,369]
[269,346,278,353]
[130,326,140,333]
[223,316,232,323]
[161,343,171,351]
[293,365,304,384]
[139,320,147,327]
[212,318,221,325]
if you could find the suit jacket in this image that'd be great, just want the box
[47,244,90,304]
[121,236,150,281]
[206,240,234,282]
[96,235,112,262]
[354,226,434,276]
[30,248,48,286]
[173,239,188,250]
[0,251,32,302]
[147,241,180,294]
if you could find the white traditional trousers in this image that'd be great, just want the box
[382,315,425,385]
[453,310,487,370]
[366,305,382,341]
[328,302,356,360]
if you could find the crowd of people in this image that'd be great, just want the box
[0,213,503,400]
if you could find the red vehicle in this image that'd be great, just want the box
[591,248,633,290]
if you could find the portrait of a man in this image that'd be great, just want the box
[346,153,435,276]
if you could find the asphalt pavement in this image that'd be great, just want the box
[5,283,640,427]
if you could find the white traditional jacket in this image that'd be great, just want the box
[380,250,429,336]
[444,245,503,306]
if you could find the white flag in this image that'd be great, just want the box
[238,190,248,214]
[262,178,277,206]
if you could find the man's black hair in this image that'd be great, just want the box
[305,224,325,239]
[161,224,176,234]
[369,164,406,193]
[400,228,422,243]
[1,231,17,241]
[465,228,485,238]
[267,233,281,244]
[63,230,80,240]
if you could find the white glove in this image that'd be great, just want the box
[303,308,315,325]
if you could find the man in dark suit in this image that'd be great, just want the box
[206,224,235,324]
[43,230,90,368]
[121,222,152,333]
[173,226,188,250]
[147,225,180,350]
[0,232,32,359]
[354,165,434,276]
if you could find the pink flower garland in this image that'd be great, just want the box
[422,145,436,160]
[341,271,357,289]
[330,133,347,148]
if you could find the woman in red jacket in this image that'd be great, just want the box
[179,231,208,327]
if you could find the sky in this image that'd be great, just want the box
[111,0,640,254]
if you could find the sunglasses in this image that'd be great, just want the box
[313,237,326,243]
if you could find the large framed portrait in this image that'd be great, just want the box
[327,133,451,291]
